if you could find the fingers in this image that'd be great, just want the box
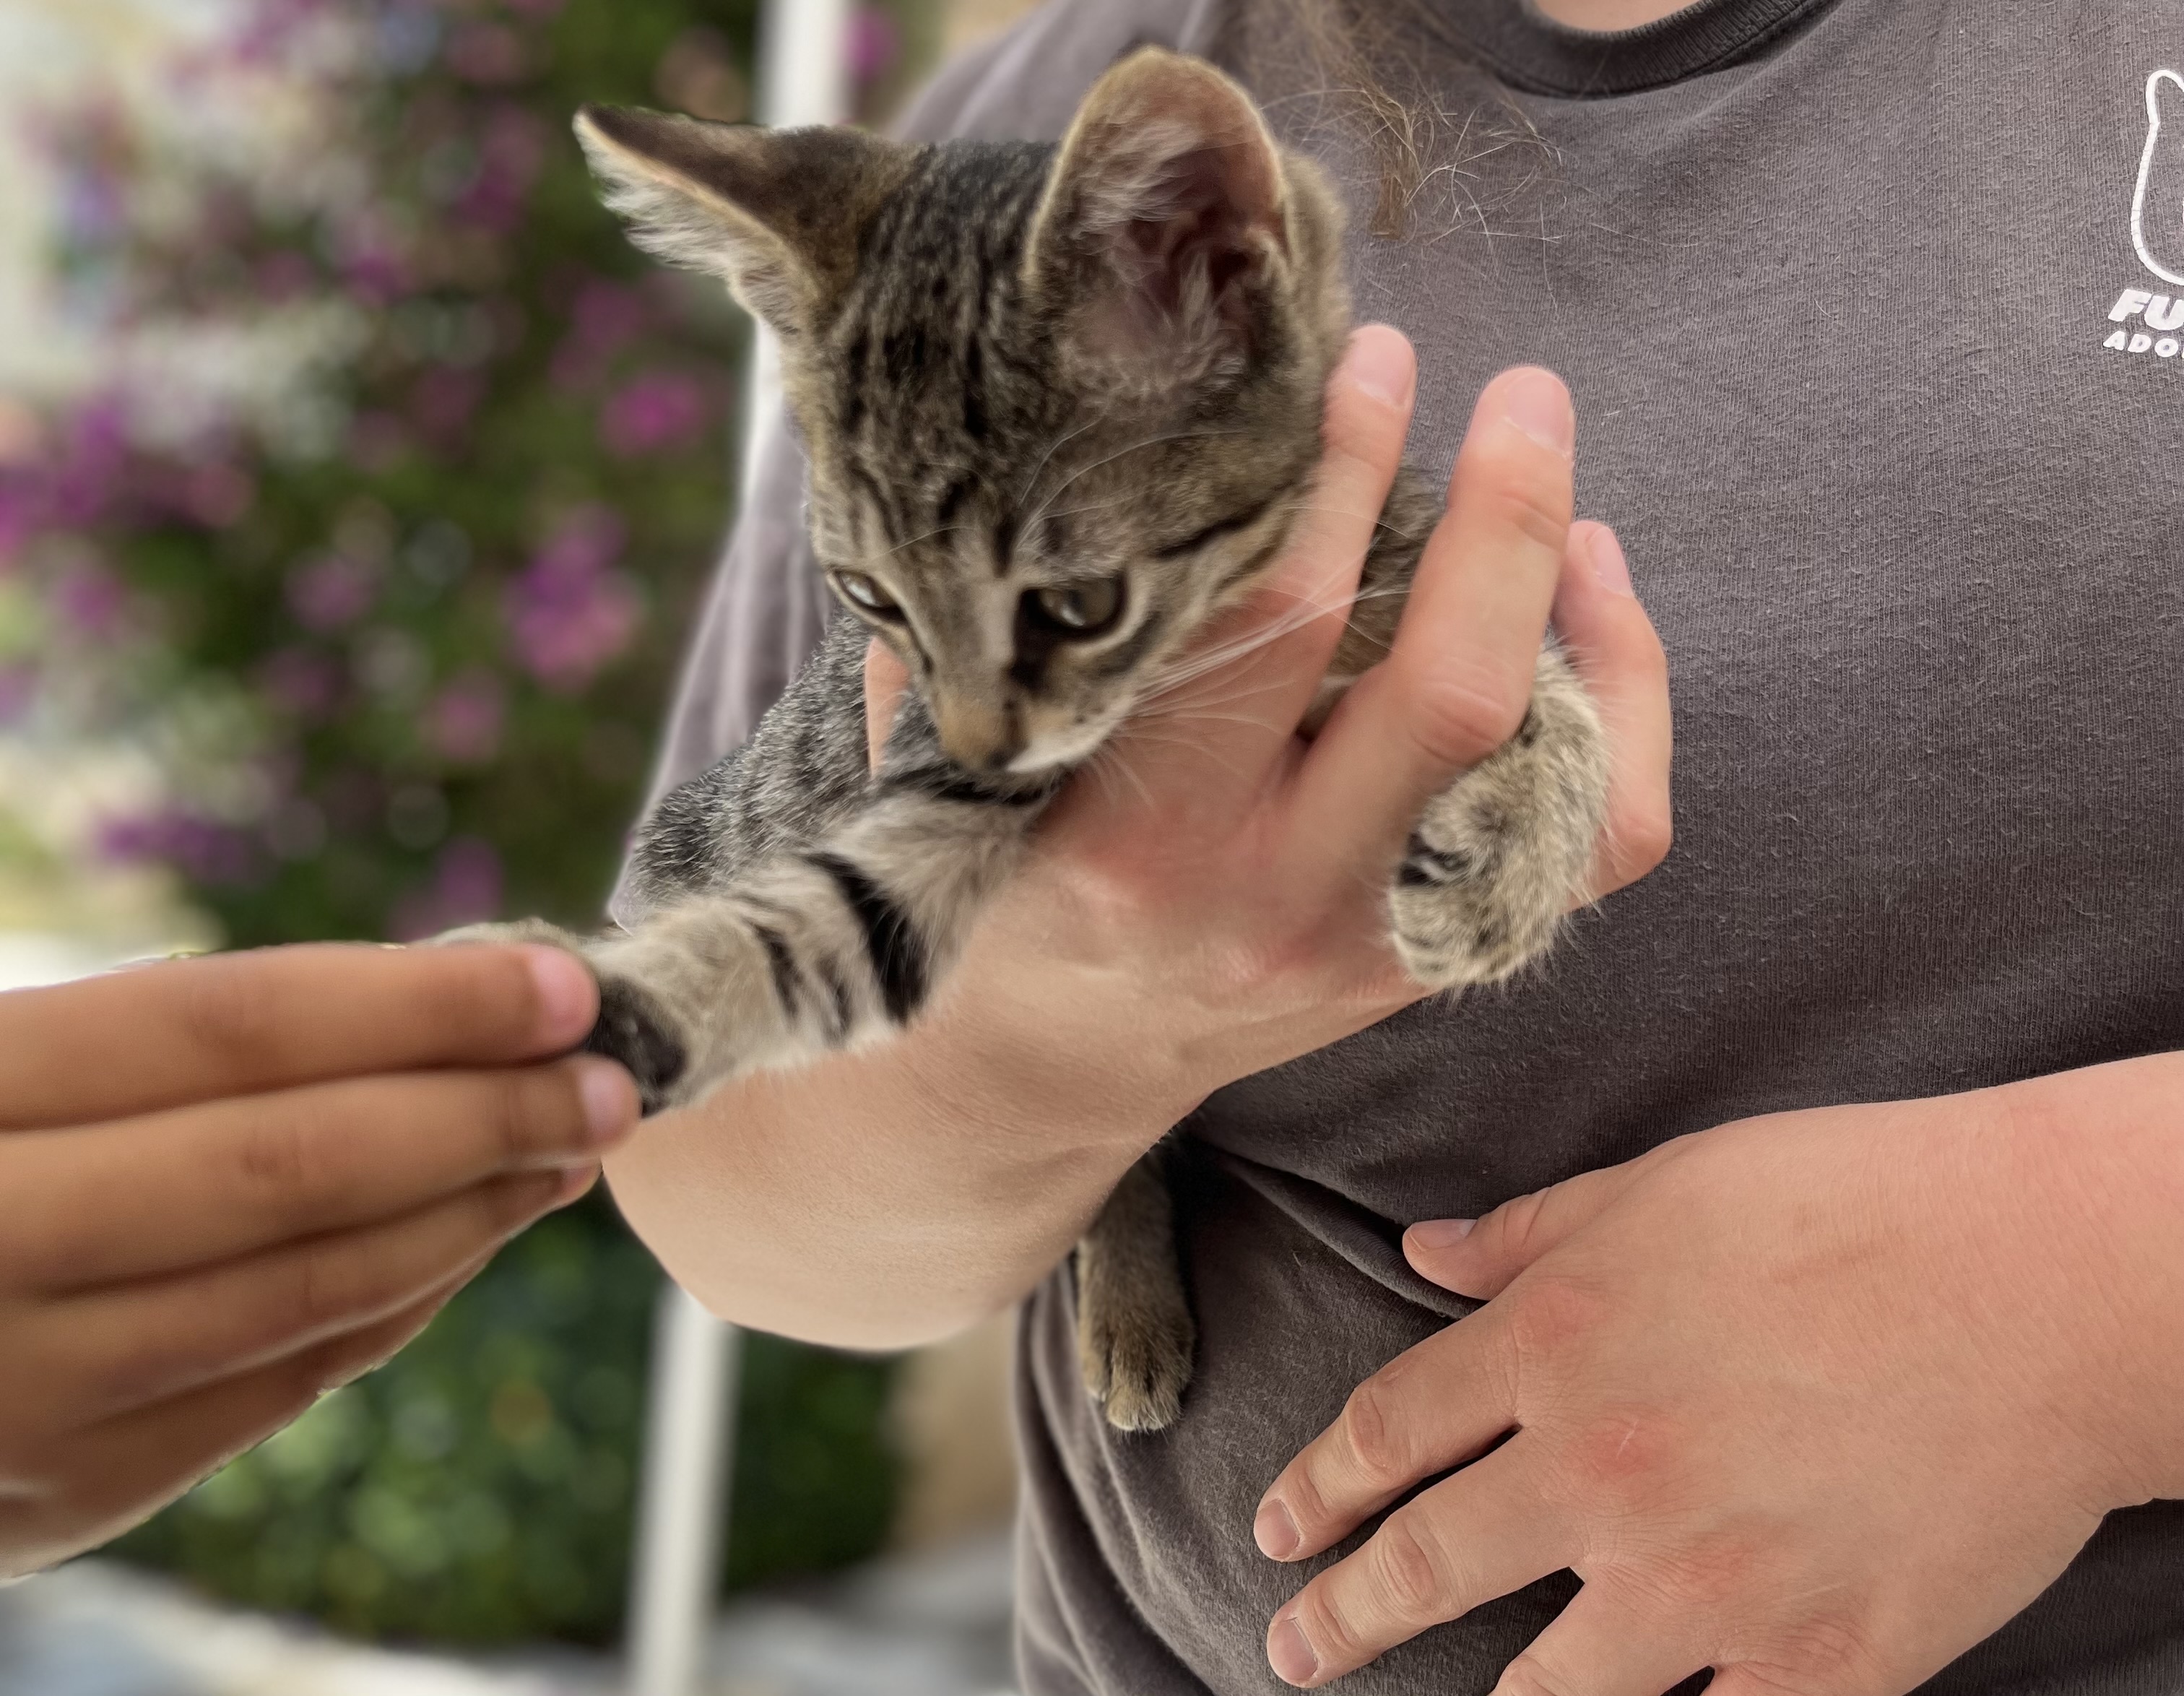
[863,637,911,770]
[1404,1144,1678,1301]
[1103,326,1415,805]
[1257,1312,1518,1563]
[27,1165,594,1427]
[1488,1583,1709,1696]
[1,1277,464,1580]
[1265,1440,1571,1689]
[1293,368,1577,870]
[1553,521,1674,900]
[0,943,601,1133]
[4,1060,638,1292]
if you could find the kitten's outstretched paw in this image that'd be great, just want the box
[584,977,687,1115]
[1078,1275,1195,1435]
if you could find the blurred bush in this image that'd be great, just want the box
[0,0,942,1649]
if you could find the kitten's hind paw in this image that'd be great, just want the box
[1077,1268,1195,1435]
[584,975,687,1115]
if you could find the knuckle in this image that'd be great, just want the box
[178,958,285,1070]
[1466,444,1572,555]
[1340,1372,1412,1492]
[280,1241,340,1337]
[1401,659,1528,771]
[1484,1187,1554,1264]
[234,1109,318,1201]
[1293,1586,1368,1670]
[1502,1277,1606,1390]
[1496,1650,1581,1696]
[1748,1609,1886,1688]
[494,1066,577,1163]
[1372,1510,1455,1622]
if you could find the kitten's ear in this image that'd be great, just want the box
[574,106,911,336]
[1023,48,1291,382]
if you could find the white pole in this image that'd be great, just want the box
[624,4,849,1694]
[627,1285,740,1696]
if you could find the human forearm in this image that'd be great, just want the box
[601,990,1191,1349]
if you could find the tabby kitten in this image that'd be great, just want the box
[455,48,1608,1432]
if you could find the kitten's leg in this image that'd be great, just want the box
[1390,642,1611,988]
[1075,1144,1195,1434]
[592,767,1050,1109]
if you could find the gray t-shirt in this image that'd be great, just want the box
[632,2,2184,1690]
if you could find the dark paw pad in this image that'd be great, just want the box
[584,979,686,1114]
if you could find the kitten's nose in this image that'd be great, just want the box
[931,696,1020,770]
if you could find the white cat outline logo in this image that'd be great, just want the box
[2131,68,2184,284]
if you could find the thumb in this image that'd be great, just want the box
[1404,1144,1674,1298]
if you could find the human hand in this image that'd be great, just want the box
[859,329,1674,1132]
[1253,1057,2184,1694]
[0,943,639,1580]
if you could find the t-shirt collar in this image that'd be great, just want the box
[1434,0,1840,97]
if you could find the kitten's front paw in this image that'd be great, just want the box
[431,919,690,1114]
[584,974,687,1113]
[1077,1260,1195,1435]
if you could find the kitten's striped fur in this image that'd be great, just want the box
[450,50,1608,1432]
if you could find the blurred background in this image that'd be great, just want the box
[0,0,1031,1691]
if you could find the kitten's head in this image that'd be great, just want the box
[578,48,1350,774]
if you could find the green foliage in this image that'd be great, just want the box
[113,1197,901,1646]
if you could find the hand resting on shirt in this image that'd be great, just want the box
[1256,1055,2184,1695]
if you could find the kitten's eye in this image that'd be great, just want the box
[1028,576,1124,638]
[834,571,901,619]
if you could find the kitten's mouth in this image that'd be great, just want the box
[1008,715,1120,774]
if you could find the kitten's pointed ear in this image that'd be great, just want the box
[574,106,911,336]
[1023,48,1291,383]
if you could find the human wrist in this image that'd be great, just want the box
[902,977,1203,1164]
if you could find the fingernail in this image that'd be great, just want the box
[1408,1218,1475,1251]
[578,1060,638,1146]
[1347,325,1414,409]
[1497,368,1574,458]
[1254,1497,1300,1559]
[1268,1614,1320,1686]
[524,946,597,1045]
[1587,524,1633,597]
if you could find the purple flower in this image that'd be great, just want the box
[409,366,485,444]
[456,105,549,234]
[422,668,506,763]
[52,559,125,637]
[259,646,344,718]
[287,553,379,632]
[183,462,255,527]
[98,808,262,887]
[598,369,710,457]
[446,22,526,86]
[390,836,504,940]
[550,279,651,393]
[502,506,644,693]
